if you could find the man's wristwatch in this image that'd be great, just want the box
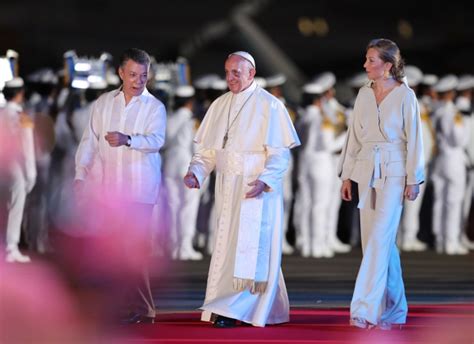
[126,135,132,147]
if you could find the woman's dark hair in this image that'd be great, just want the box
[367,38,405,82]
[119,48,151,68]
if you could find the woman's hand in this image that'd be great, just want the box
[404,184,420,201]
[341,179,352,201]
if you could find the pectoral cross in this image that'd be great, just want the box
[222,133,228,149]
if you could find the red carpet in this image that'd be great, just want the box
[121,304,474,344]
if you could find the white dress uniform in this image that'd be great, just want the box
[431,99,469,254]
[305,104,346,258]
[293,106,315,257]
[188,81,300,327]
[400,101,435,250]
[339,81,424,327]
[323,98,351,253]
[1,101,37,262]
[164,106,202,260]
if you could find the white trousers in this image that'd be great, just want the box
[400,169,428,242]
[351,177,407,325]
[432,168,466,249]
[6,165,27,251]
[165,175,201,253]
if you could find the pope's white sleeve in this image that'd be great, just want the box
[188,147,216,187]
[258,147,290,192]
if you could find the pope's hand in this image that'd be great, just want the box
[245,180,266,198]
[183,172,200,189]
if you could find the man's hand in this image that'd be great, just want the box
[105,131,129,147]
[245,180,266,198]
[183,172,200,189]
[341,179,352,201]
[404,184,420,201]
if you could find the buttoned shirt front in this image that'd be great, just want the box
[75,87,166,204]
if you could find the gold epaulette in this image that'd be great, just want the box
[420,111,430,122]
[19,114,34,128]
[287,107,297,123]
[322,116,334,130]
[336,111,346,125]
[194,119,201,131]
[454,113,463,125]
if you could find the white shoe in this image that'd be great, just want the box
[402,238,427,252]
[461,235,474,250]
[446,244,469,255]
[179,249,203,261]
[6,249,31,263]
[322,246,335,258]
[282,239,294,255]
[330,239,351,253]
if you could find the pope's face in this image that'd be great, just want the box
[225,55,255,94]
[363,48,391,81]
[119,59,148,99]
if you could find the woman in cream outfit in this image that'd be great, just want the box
[338,39,424,330]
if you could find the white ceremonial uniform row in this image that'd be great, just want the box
[431,101,469,254]
[339,82,424,326]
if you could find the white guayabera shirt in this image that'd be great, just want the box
[75,87,166,204]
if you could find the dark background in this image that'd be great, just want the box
[1,0,473,82]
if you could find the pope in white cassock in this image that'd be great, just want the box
[184,51,300,327]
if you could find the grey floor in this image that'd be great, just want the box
[151,249,474,311]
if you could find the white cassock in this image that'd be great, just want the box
[338,81,424,326]
[188,81,300,327]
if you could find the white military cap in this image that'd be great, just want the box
[63,50,77,59]
[434,74,458,93]
[100,52,113,62]
[194,74,220,89]
[155,82,172,93]
[302,82,324,95]
[405,65,423,87]
[421,74,438,86]
[106,72,120,86]
[313,71,336,92]
[456,97,471,112]
[210,78,228,91]
[265,73,286,88]
[347,72,368,88]
[88,77,108,90]
[175,85,195,98]
[27,68,58,84]
[6,49,19,59]
[228,51,256,69]
[456,74,474,91]
[254,76,267,88]
[5,77,24,88]
[71,77,89,89]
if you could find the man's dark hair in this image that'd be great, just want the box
[119,48,151,68]
[3,86,24,101]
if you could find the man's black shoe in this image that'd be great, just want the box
[213,315,237,328]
